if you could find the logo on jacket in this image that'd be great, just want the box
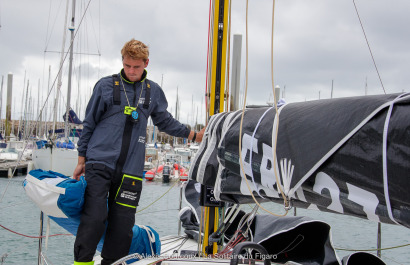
[138,136,145,144]
[138,98,151,105]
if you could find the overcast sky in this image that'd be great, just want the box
[1,0,409,126]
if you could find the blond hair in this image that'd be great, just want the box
[121,39,149,62]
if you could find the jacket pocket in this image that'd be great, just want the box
[115,174,143,208]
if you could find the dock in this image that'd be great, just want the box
[0,161,32,178]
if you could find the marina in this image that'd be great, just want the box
[1,0,410,264]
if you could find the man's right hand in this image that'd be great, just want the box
[73,156,86,180]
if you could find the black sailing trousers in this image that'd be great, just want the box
[74,163,138,265]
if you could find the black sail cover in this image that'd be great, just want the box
[189,93,410,228]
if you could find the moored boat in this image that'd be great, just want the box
[144,162,189,182]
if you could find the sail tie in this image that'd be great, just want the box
[382,92,410,225]
[248,107,273,198]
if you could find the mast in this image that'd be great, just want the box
[17,71,26,138]
[52,0,70,138]
[22,80,29,140]
[0,75,3,134]
[200,0,230,256]
[37,79,41,137]
[230,34,242,112]
[174,86,179,146]
[175,86,179,120]
[208,0,229,116]
[64,0,76,139]
[195,105,198,129]
[5,73,12,140]
[45,65,51,138]
[191,94,194,126]
[331,80,334,99]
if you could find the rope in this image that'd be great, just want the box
[237,0,288,217]
[0,180,12,204]
[136,208,179,215]
[217,205,258,256]
[217,232,246,257]
[352,0,386,94]
[135,180,179,213]
[0,223,72,239]
[268,0,289,207]
[381,255,407,265]
[335,242,410,252]
[0,201,27,210]
[160,236,189,254]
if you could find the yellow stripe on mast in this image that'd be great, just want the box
[202,0,230,257]
[209,0,230,116]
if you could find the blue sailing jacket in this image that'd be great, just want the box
[77,70,190,176]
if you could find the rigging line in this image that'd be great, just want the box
[237,205,258,237]
[44,51,101,56]
[381,255,406,265]
[218,232,246,255]
[335,242,410,252]
[41,0,55,106]
[40,0,94,118]
[135,180,179,214]
[0,149,29,204]
[160,236,187,246]
[44,0,66,52]
[161,237,190,254]
[34,0,93,127]
[352,0,386,94]
[272,234,304,258]
[135,208,180,216]
[85,1,102,56]
[0,201,26,209]
[0,181,11,204]
[237,0,287,217]
[40,252,53,265]
[0,223,72,239]
[269,0,287,202]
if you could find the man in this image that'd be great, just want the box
[72,39,204,265]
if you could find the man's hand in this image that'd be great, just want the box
[195,126,206,143]
[73,156,86,180]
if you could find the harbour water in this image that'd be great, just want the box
[1,176,409,265]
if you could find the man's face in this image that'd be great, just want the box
[122,56,149,82]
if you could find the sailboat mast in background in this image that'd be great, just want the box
[64,0,76,139]
[52,0,70,138]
